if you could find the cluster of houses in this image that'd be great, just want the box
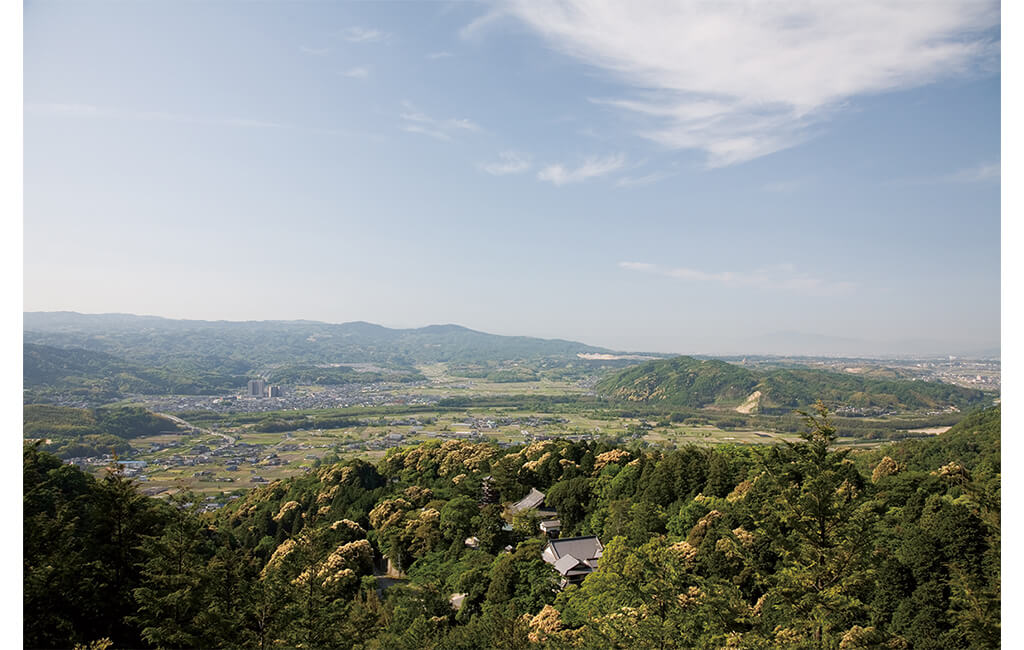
[833,405,897,417]
[462,415,571,430]
[137,384,439,416]
[64,436,310,486]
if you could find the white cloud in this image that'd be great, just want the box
[299,46,329,56]
[891,161,1001,186]
[537,154,625,185]
[480,151,532,175]
[342,66,371,79]
[946,162,1000,183]
[460,9,508,40]
[618,261,856,296]
[343,26,388,43]
[497,1,999,166]
[615,170,673,188]
[399,102,481,140]
[428,51,454,60]
[618,261,658,274]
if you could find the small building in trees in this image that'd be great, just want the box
[539,519,561,538]
[505,487,558,520]
[481,475,499,504]
[507,487,545,514]
[542,535,603,588]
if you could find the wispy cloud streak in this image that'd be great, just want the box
[618,261,857,296]
[399,102,481,140]
[945,162,1000,183]
[538,154,625,185]
[343,26,389,43]
[615,170,673,188]
[480,151,532,175]
[891,161,1001,186]
[341,66,371,79]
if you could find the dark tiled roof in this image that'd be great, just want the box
[553,554,586,575]
[547,535,603,562]
[508,487,545,513]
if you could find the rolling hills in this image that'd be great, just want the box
[595,355,991,412]
[23,312,612,367]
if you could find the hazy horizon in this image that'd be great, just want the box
[22,309,999,359]
[24,2,1000,356]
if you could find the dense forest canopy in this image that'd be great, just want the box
[25,403,1000,649]
[23,404,185,458]
[596,356,990,412]
[24,343,247,402]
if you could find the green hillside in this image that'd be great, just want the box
[595,357,758,408]
[596,355,992,412]
[24,343,246,402]
[23,404,183,458]
[872,404,1001,476]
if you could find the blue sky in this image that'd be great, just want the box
[23,1,1001,355]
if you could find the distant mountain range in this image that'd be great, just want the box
[23,311,614,368]
[595,356,991,413]
[24,313,998,363]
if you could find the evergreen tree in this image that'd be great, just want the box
[129,492,211,648]
[756,402,876,647]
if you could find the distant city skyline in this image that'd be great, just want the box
[24,2,1000,356]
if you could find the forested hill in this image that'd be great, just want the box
[23,404,185,458]
[871,403,1001,477]
[595,355,991,412]
[24,343,247,401]
[24,404,1000,648]
[23,311,612,366]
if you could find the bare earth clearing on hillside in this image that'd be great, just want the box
[735,390,762,414]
